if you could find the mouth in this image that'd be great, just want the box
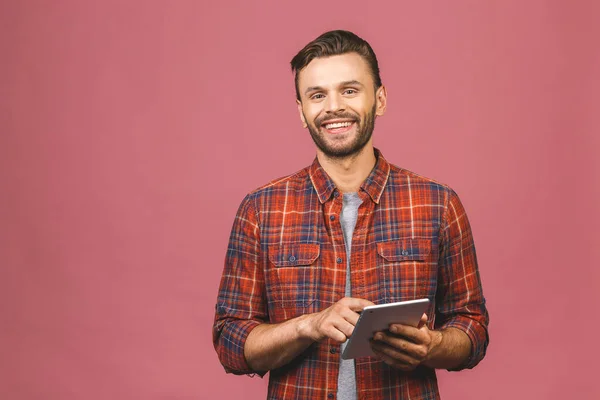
[320,119,356,134]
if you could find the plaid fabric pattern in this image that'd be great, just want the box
[213,149,489,400]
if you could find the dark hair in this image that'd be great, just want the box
[290,30,382,100]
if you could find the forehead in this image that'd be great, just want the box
[297,53,374,90]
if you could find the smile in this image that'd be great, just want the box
[321,120,356,134]
[324,121,353,129]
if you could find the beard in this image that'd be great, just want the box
[305,103,376,159]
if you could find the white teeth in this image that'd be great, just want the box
[325,122,353,129]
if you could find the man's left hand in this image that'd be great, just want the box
[370,314,443,371]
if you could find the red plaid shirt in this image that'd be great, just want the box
[213,149,489,400]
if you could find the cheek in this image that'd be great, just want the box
[349,97,372,115]
[305,109,322,125]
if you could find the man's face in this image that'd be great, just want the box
[296,53,386,159]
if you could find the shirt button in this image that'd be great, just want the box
[401,249,409,256]
[330,215,336,221]
[289,255,296,262]
[329,346,337,354]
[336,257,343,264]
[328,393,334,399]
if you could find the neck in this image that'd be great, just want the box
[316,144,377,193]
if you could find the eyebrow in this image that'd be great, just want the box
[304,80,365,95]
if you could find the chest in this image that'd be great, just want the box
[260,195,444,322]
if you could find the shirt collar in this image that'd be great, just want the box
[308,148,391,204]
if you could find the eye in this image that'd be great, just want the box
[310,93,325,100]
[343,89,358,95]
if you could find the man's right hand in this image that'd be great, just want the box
[244,297,374,372]
[298,297,374,343]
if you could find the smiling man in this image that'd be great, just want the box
[213,30,489,400]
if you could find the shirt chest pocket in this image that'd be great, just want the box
[267,243,319,322]
[376,239,438,302]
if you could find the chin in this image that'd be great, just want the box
[323,144,366,159]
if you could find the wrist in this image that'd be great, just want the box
[432,329,444,350]
[295,313,316,341]
[423,329,444,367]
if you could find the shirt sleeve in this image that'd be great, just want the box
[435,188,490,370]
[213,194,267,376]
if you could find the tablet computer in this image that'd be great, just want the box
[341,298,430,360]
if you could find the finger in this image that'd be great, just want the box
[373,331,428,360]
[370,341,419,371]
[324,327,348,343]
[321,318,352,343]
[340,307,361,326]
[371,340,419,364]
[327,303,361,327]
[317,310,354,342]
[388,323,428,344]
[333,318,356,341]
[371,347,409,370]
[340,297,375,311]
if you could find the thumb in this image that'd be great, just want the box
[417,313,428,329]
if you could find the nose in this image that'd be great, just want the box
[324,92,345,113]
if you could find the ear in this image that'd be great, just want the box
[297,99,308,128]
[375,85,387,116]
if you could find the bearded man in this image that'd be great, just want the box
[213,30,489,400]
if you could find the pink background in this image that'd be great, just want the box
[1,1,598,399]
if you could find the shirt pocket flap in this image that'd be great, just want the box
[269,243,320,267]
[377,239,431,262]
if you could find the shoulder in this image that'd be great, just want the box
[384,162,469,215]
[385,163,469,227]
[239,166,312,208]
[387,162,453,194]
[252,167,310,193]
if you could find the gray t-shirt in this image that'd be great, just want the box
[337,192,362,400]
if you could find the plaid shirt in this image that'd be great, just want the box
[213,149,489,400]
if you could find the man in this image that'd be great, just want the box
[213,30,489,399]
